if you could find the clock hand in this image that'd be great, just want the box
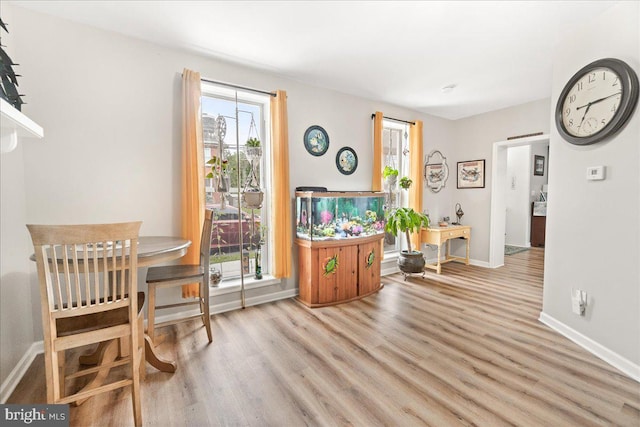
[577,103,591,130]
[576,92,622,110]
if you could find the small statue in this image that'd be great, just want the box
[455,203,464,225]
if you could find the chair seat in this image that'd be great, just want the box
[57,292,145,337]
[146,264,204,283]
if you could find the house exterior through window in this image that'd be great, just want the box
[383,121,410,254]
[201,83,271,283]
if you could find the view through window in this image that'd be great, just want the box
[383,123,409,253]
[201,84,271,283]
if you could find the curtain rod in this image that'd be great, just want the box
[200,77,277,97]
[370,114,415,125]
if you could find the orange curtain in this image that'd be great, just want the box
[409,120,424,250]
[181,69,205,297]
[271,90,291,278]
[372,111,384,259]
[372,112,384,191]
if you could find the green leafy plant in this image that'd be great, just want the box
[399,176,413,189]
[382,166,399,179]
[246,137,261,147]
[385,207,430,253]
[0,19,24,110]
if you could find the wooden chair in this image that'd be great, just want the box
[146,209,213,343]
[27,222,144,427]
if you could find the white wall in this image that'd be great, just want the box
[448,99,551,262]
[0,4,455,389]
[542,1,640,367]
[505,145,530,246]
[0,3,36,397]
[530,144,549,203]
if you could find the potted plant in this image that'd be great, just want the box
[206,156,230,193]
[383,166,399,188]
[242,188,264,209]
[385,207,430,274]
[246,137,262,160]
[399,176,412,190]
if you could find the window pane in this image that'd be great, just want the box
[382,125,409,253]
[201,90,269,282]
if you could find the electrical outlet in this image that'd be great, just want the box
[571,289,587,316]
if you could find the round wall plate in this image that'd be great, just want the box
[303,125,330,156]
[336,146,358,175]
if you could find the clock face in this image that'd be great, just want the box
[561,67,622,137]
[555,58,639,146]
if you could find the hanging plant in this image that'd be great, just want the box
[246,138,262,160]
[246,114,262,160]
[0,19,24,110]
[399,176,413,190]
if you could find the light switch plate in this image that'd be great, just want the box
[586,166,605,181]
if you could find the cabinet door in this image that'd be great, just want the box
[358,241,381,296]
[531,216,546,247]
[317,245,358,304]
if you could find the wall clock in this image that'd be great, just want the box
[555,58,639,145]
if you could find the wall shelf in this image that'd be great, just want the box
[1,98,43,153]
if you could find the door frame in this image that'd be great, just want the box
[488,133,549,268]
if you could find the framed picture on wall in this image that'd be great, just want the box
[534,155,545,176]
[457,159,485,189]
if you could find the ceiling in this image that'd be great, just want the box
[11,1,617,120]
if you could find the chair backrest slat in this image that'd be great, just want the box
[200,210,214,273]
[28,222,142,319]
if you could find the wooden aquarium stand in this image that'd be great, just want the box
[296,233,384,307]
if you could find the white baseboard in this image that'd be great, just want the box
[153,288,298,325]
[0,289,297,403]
[539,312,640,382]
[382,257,488,276]
[469,259,490,268]
[1,341,43,403]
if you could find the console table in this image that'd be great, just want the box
[420,225,471,274]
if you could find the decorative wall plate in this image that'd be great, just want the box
[304,125,330,156]
[336,147,358,175]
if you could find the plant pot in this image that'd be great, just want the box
[217,175,230,193]
[385,175,398,189]
[242,190,264,209]
[246,146,262,160]
[209,268,222,287]
[397,250,425,273]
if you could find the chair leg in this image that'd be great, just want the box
[57,350,65,398]
[47,343,60,403]
[201,280,212,343]
[138,313,146,381]
[147,284,156,343]
[130,320,142,427]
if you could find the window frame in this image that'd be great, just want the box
[382,120,410,254]
[200,82,273,286]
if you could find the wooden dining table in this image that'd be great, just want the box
[30,236,191,375]
[134,236,191,373]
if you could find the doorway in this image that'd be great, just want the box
[488,134,549,268]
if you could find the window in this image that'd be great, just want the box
[382,121,410,253]
[201,83,271,283]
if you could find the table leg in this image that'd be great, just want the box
[78,341,110,366]
[74,339,118,406]
[436,243,442,274]
[144,335,176,373]
[465,237,470,265]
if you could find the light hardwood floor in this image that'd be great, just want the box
[8,248,640,426]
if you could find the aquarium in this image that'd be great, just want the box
[296,191,386,241]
